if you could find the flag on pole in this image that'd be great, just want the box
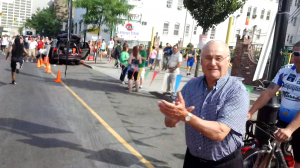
[144,69,151,80]
[174,75,183,93]
[150,71,159,86]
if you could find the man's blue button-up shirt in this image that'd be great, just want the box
[181,74,249,161]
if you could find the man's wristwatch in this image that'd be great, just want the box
[185,113,192,122]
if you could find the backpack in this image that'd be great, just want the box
[114,45,121,56]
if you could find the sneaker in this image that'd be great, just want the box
[12,80,16,85]
[186,73,189,76]
[26,60,29,63]
[139,86,143,89]
[31,60,33,63]
[121,81,125,85]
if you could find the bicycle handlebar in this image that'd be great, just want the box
[246,120,278,140]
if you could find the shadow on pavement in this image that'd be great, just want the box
[0,118,170,167]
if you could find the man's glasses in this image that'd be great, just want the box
[293,51,300,56]
[203,56,229,63]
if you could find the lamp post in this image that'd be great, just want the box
[65,0,73,77]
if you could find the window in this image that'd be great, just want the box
[260,9,265,19]
[174,23,180,35]
[252,7,257,19]
[240,6,243,13]
[185,24,190,36]
[177,0,183,10]
[163,22,169,35]
[290,35,293,43]
[294,17,297,26]
[296,0,298,6]
[210,27,216,39]
[166,0,172,8]
[247,6,252,19]
[193,26,197,35]
[257,29,261,40]
[142,21,147,25]
[287,34,290,42]
[266,10,271,20]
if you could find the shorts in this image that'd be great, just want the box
[150,58,155,65]
[128,70,139,81]
[156,59,161,66]
[109,48,113,54]
[276,120,300,162]
[139,68,145,79]
[11,57,23,72]
[1,45,6,49]
[187,58,195,67]
[28,49,36,57]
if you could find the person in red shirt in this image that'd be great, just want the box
[37,39,44,61]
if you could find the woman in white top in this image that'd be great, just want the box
[100,39,106,61]
[1,34,9,55]
[154,45,163,71]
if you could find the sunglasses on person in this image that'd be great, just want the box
[293,51,300,56]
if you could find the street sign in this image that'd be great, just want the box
[198,35,207,49]
[3,28,11,31]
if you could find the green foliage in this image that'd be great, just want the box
[183,0,245,34]
[73,0,134,36]
[24,6,64,36]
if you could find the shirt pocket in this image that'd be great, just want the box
[202,103,218,121]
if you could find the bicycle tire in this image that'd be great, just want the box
[243,149,279,168]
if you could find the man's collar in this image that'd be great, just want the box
[203,74,229,90]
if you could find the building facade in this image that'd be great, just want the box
[285,0,300,51]
[0,0,33,36]
[73,0,279,48]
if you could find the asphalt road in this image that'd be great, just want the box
[0,54,188,168]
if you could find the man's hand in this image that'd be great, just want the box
[158,92,195,122]
[169,67,175,73]
[274,128,293,142]
[247,112,252,120]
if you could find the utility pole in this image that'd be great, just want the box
[65,0,72,78]
[255,0,291,147]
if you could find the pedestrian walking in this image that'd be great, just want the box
[164,45,182,95]
[1,34,9,55]
[27,38,38,62]
[153,45,163,71]
[138,44,148,89]
[158,40,248,168]
[119,44,130,84]
[149,46,157,70]
[6,36,28,84]
[162,43,172,71]
[100,39,106,61]
[127,46,142,92]
[186,45,196,76]
[108,37,114,59]
[113,41,122,68]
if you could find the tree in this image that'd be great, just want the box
[183,0,245,77]
[73,0,134,42]
[24,6,64,36]
[183,0,245,34]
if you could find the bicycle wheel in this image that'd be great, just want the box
[243,149,279,168]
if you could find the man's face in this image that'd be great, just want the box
[139,45,144,51]
[201,42,230,80]
[173,46,178,53]
[293,46,300,67]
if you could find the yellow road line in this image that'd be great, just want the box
[49,71,155,168]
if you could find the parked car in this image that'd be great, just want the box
[48,34,90,65]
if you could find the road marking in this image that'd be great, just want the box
[49,70,155,168]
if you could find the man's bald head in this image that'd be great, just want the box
[201,40,230,58]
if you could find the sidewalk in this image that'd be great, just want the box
[81,58,260,104]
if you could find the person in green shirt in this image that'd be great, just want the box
[119,44,130,84]
[138,44,148,89]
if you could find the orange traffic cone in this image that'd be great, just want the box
[44,57,47,64]
[54,70,62,83]
[40,58,44,65]
[45,62,48,71]
[46,63,51,73]
[37,59,41,68]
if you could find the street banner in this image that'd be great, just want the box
[174,75,183,93]
[198,35,207,50]
[117,22,140,40]
[150,71,159,86]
